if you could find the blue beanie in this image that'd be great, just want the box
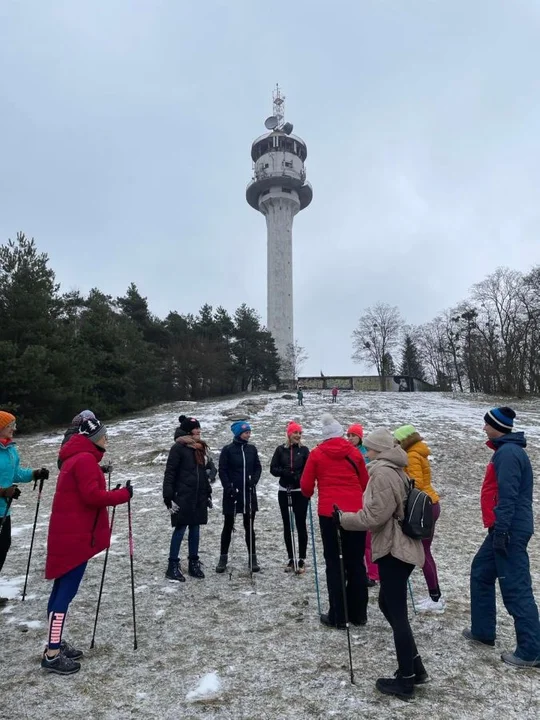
[484,406,516,434]
[231,420,251,437]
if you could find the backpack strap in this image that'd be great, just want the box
[345,454,360,477]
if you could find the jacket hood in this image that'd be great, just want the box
[404,437,431,456]
[368,445,409,472]
[319,437,357,460]
[490,431,526,449]
[0,439,15,449]
[58,434,105,463]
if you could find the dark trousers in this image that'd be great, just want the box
[471,531,540,660]
[278,491,309,560]
[220,512,256,556]
[0,516,11,573]
[378,554,418,677]
[46,562,87,650]
[319,515,368,624]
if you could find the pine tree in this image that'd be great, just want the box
[399,334,426,380]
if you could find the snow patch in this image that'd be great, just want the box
[185,672,222,702]
[0,576,24,600]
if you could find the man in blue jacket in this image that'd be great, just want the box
[463,406,540,668]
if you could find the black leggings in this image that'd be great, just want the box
[377,554,418,677]
[278,491,309,560]
[220,512,256,555]
[0,516,11,573]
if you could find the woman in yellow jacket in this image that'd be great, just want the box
[394,425,444,613]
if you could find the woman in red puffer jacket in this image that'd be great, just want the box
[41,418,132,677]
[301,414,369,628]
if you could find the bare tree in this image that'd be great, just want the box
[283,340,309,382]
[352,303,402,390]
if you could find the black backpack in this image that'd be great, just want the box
[396,473,434,540]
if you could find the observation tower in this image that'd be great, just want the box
[246,86,313,378]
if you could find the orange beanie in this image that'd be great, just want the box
[0,411,16,430]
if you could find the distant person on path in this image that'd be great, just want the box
[347,424,379,587]
[301,414,369,628]
[331,387,338,403]
[0,411,49,604]
[463,407,540,668]
[163,416,214,582]
[270,421,310,572]
[216,421,262,574]
[42,417,132,675]
[336,428,427,700]
[297,388,304,406]
[394,424,444,612]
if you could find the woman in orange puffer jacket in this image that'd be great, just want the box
[394,425,444,613]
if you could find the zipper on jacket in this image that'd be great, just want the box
[242,445,246,512]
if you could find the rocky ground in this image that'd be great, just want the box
[1,390,539,719]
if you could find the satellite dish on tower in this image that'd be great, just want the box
[282,122,294,135]
[265,116,279,130]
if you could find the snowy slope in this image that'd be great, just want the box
[1,391,539,719]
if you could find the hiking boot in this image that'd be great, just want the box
[296,559,306,574]
[462,628,495,647]
[501,652,540,668]
[41,653,81,675]
[320,613,346,630]
[350,616,367,627]
[284,559,294,573]
[249,555,261,573]
[394,656,429,685]
[165,559,185,582]
[376,675,414,700]
[188,556,205,579]
[60,640,84,660]
[215,554,228,573]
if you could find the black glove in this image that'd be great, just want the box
[493,531,509,556]
[332,504,342,527]
[33,467,50,481]
[226,485,237,499]
[247,476,257,488]
[164,498,172,510]
[1,485,21,500]
[125,480,133,499]
[100,463,113,474]
[207,498,213,509]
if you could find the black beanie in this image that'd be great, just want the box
[179,415,201,434]
[484,406,516,434]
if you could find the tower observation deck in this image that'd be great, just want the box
[246,86,313,379]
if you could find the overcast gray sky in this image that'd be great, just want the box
[2,0,540,376]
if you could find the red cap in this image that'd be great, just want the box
[347,423,364,438]
[287,421,303,435]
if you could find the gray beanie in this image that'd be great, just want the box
[321,413,343,441]
[363,428,396,453]
[79,417,108,444]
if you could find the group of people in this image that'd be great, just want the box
[1,402,539,694]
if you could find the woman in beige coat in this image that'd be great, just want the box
[336,428,427,700]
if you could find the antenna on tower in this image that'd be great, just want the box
[273,84,285,127]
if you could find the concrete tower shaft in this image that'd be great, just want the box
[246,87,312,378]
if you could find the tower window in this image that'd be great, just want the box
[284,161,293,168]
[281,187,292,193]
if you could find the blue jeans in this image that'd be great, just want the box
[471,531,540,660]
[169,524,200,560]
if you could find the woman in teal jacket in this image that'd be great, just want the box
[0,411,48,600]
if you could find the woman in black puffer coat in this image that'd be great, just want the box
[270,421,310,572]
[163,416,213,582]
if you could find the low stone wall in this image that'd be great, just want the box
[297,375,436,392]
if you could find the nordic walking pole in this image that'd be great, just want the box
[126,480,138,650]
[407,578,417,615]
[308,500,321,615]
[334,505,355,685]
[107,466,111,491]
[248,485,254,583]
[22,477,45,601]
[287,488,298,573]
[228,510,236,581]
[90,483,121,648]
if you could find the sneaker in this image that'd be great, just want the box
[376,676,414,700]
[215,554,228,573]
[249,555,261,573]
[501,652,540,668]
[462,628,495,647]
[165,559,185,582]
[394,657,429,685]
[188,557,205,579]
[296,559,306,575]
[284,559,294,573]
[320,613,346,630]
[41,653,81,675]
[416,596,446,614]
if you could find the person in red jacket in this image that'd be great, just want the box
[41,417,132,676]
[301,413,369,628]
